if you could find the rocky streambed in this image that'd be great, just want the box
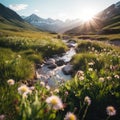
[36,40,77,87]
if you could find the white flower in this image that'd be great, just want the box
[77,70,84,76]
[29,86,35,91]
[92,47,95,51]
[7,79,15,85]
[64,112,76,120]
[46,85,50,90]
[88,62,94,66]
[88,68,93,72]
[107,76,112,80]
[54,89,59,93]
[40,81,45,87]
[17,55,21,58]
[114,75,119,79]
[84,96,91,105]
[106,106,116,116]
[99,77,105,82]
[18,85,32,95]
[46,95,63,110]
[79,76,84,81]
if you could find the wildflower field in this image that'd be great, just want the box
[0,30,120,120]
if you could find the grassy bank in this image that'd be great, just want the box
[0,40,120,120]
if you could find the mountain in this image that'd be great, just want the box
[65,1,120,35]
[25,14,82,33]
[0,3,23,22]
[0,3,38,31]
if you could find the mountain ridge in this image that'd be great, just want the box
[0,3,39,31]
[65,1,120,35]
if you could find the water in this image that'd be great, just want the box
[36,40,77,86]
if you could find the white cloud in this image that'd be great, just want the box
[9,4,28,11]
[34,9,39,13]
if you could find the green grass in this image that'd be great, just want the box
[0,48,35,84]
[77,34,120,41]
[0,24,120,120]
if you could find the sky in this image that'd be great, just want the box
[0,0,119,21]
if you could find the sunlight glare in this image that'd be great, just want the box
[80,8,97,22]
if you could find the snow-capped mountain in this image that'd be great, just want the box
[24,14,81,33]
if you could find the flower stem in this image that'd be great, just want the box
[82,105,89,120]
[105,116,110,120]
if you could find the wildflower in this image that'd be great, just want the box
[106,106,116,116]
[0,114,5,120]
[84,96,91,105]
[65,91,69,96]
[18,85,31,95]
[40,81,45,87]
[95,50,98,53]
[88,46,91,49]
[104,48,106,52]
[46,85,50,90]
[77,70,84,76]
[46,95,63,110]
[99,77,105,82]
[107,76,112,80]
[92,47,95,51]
[88,62,94,66]
[5,60,9,64]
[114,75,119,79]
[7,79,15,85]
[17,55,21,58]
[54,89,59,93]
[79,76,84,81]
[29,86,35,91]
[88,68,93,72]
[64,112,76,120]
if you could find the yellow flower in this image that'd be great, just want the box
[106,106,116,116]
[64,112,76,120]
[46,95,63,110]
[7,79,15,85]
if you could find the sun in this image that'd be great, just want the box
[80,8,97,22]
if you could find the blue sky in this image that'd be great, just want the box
[0,0,119,20]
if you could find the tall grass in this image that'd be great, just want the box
[0,48,35,85]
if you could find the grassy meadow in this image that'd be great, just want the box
[0,29,120,120]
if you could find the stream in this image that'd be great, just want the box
[36,40,77,87]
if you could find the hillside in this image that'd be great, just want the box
[0,3,39,31]
[65,1,120,35]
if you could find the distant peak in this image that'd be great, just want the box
[30,14,38,17]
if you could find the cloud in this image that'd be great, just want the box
[9,4,28,11]
[34,9,40,13]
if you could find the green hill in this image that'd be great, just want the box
[0,3,39,31]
